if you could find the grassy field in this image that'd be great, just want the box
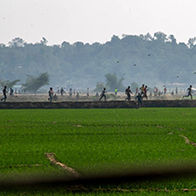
[1,108,196,195]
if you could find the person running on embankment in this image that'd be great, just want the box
[1,86,7,102]
[183,85,193,100]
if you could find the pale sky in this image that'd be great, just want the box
[1,0,196,45]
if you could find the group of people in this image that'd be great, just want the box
[98,84,148,106]
[1,84,194,103]
[48,87,82,101]
[124,84,148,106]
[125,84,148,99]
[0,86,16,102]
[98,84,194,105]
[58,88,90,98]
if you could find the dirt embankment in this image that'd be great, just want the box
[0,100,196,109]
[0,93,195,109]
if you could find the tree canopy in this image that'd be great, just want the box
[1,32,196,91]
[105,73,125,91]
[0,79,20,89]
[22,73,49,93]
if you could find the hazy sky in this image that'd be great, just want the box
[1,0,196,45]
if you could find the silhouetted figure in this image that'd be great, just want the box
[143,85,148,100]
[61,87,64,96]
[87,88,89,96]
[183,85,193,100]
[125,86,132,101]
[1,86,7,102]
[10,88,14,96]
[48,87,54,102]
[154,87,158,96]
[99,88,106,101]
[140,84,145,95]
[135,93,142,107]
[164,86,167,94]
[69,88,72,96]
[76,92,79,100]
[53,94,58,101]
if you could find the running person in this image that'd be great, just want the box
[48,87,54,102]
[164,86,167,94]
[135,93,143,107]
[183,85,193,100]
[140,84,145,95]
[125,86,132,101]
[87,88,89,96]
[1,86,7,102]
[99,88,106,101]
[143,85,148,100]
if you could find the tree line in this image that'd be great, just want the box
[1,32,196,92]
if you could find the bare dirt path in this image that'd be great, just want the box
[180,135,196,147]
[45,153,80,177]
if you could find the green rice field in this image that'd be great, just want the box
[1,108,196,195]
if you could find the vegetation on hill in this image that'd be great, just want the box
[1,32,196,91]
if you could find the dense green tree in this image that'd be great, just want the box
[188,37,196,48]
[130,82,139,92]
[40,37,48,45]
[8,38,25,47]
[0,79,20,88]
[1,33,196,90]
[168,35,177,45]
[144,33,153,41]
[22,73,49,93]
[154,32,167,42]
[105,73,125,91]
[94,82,105,92]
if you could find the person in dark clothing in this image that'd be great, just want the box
[87,88,89,96]
[53,94,58,101]
[48,87,54,102]
[76,92,79,100]
[10,88,14,96]
[135,93,143,107]
[1,86,7,102]
[99,88,106,101]
[125,86,132,101]
[183,85,193,100]
[60,87,64,96]
[143,85,148,100]
[69,88,72,96]
[164,86,167,94]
